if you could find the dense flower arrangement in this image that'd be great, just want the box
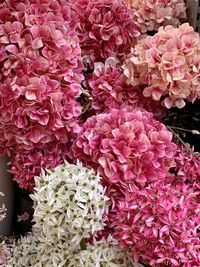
[0,0,200,266]
[72,107,176,188]
[72,0,140,63]
[125,0,187,33]
[106,182,200,266]
[87,57,166,119]
[123,23,200,108]
[8,162,142,267]
[175,145,200,189]
[0,0,83,152]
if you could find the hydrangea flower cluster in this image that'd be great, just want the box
[8,141,70,191]
[8,162,142,267]
[106,182,200,266]
[88,57,166,119]
[72,0,140,63]
[0,0,83,152]
[88,57,139,112]
[1,1,200,266]
[72,107,176,188]
[125,0,186,33]
[123,23,200,108]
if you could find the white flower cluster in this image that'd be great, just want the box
[9,234,143,267]
[69,237,144,267]
[8,162,144,267]
[31,161,108,244]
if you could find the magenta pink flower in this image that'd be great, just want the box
[124,0,186,33]
[174,145,200,190]
[0,75,81,151]
[105,182,200,266]
[72,107,176,188]
[8,141,70,191]
[72,0,140,63]
[123,23,200,109]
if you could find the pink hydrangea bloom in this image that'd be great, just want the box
[72,0,140,63]
[0,75,81,151]
[8,141,70,191]
[0,0,83,84]
[72,108,176,188]
[88,57,139,112]
[88,57,167,119]
[0,0,83,152]
[123,23,200,109]
[124,0,186,33]
[106,182,200,266]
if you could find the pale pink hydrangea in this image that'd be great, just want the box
[72,0,140,63]
[88,57,166,119]
[8,142,70,191]
[105,182,200,266]
[123,23,200,109]
[0,75,81,151]
[72,108,176,188]
[124,0,186,33]
[0,0,83,152]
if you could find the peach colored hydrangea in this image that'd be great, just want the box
[123,23,200,109]
[124,0,186,33]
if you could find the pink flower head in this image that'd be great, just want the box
[8,141,70,191]
[88,57,166,119]
[0,75,81,151]
[0,0,83,152]
[88,57,139,112]
[174,145,200,190]
[72,0,140,63]
[72,107,176,189]
[105,182,200,266]
[123,23,200,108]
[124,0,186,33]
[0,0,83,84]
